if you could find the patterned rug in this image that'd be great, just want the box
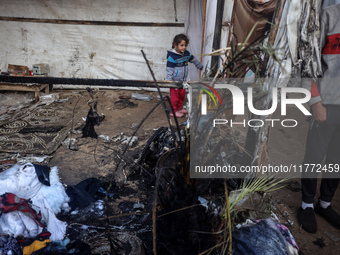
[0,91,104,155]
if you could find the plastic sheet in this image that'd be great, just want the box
[0,163,70,241]
[0,0,188,80]
[0,0,234,81]
[232,218,298,255]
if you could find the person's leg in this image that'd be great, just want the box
[299,106,337,232]
[178,88,185,108]
[301,115,336,203]
[177,89,188,114]
[319,106,340,202]
[314,106,340,229]
[316,177,340,229]
[319,179,340,202]
[320,140,340,203]
[170,88,179,111]
[170,88,184,117]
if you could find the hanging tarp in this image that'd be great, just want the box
[300,0,323,78]
[233,0,276,44]
[185,0,205,81]
[0,0,189,80]
[185,0,234,78]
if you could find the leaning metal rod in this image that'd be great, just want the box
[141,49,182,142]
[165,96,182,143]
[152,166,163,255]
[141,50,171,123]
[104,96,168,193]
[103,96,168,254]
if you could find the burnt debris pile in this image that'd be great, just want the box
[134,127,223,254]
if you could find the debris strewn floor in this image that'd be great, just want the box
[0,89,339,255]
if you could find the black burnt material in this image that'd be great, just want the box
[0,75,183,88]
[82,87,105,138]
[155,149,220,255]
[82,107,101,138]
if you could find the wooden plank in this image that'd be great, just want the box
[35,91,39,102]
[199,0,207,78]
[0,16,184,27]
[0,84,40,92]
[43,84,49,94]
[211,0,225,74]
[0,83,49,102]
[255,0,287,167]
[0,159,17,166]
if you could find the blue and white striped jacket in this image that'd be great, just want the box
[166,49,203,82]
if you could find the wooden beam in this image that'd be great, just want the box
[243,0,287,167]
[0,83,49,102]
[211,0,225,74]
[199,0,207,78]
[0,76,194,88]
[0,16,184,27]
[261,0,286,76]
[227,0,237,48]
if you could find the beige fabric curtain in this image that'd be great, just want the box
[233,0,276,44]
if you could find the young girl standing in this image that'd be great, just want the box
[166,33,203,118]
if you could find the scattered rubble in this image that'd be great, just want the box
[0,89,304,255]
[62,138,78,150]
[120,135,138,147]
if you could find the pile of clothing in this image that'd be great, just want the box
[0,163,70,254]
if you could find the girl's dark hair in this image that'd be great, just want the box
[172,34,189,48]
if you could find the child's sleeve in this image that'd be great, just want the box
[190,55,203,70]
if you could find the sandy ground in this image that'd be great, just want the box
[1,88,340,254]
[48,89,185,185]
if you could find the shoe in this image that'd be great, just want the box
[178,108,188,114]
[297,207,317,233]
[315,202,340,229]
[170,111,184,118]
